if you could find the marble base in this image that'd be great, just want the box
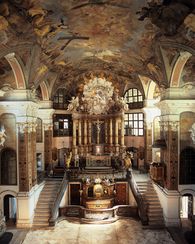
[22,219,175,244]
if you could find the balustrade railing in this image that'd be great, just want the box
[49,172,69,226]
[126,171,148,225]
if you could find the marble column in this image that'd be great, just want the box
[44,123,53,171]
[31,123,37,186]
[18,122,36,191]
[160,119,179,190]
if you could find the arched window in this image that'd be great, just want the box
[124,113,144,136]
[36,118,42,142]
[124,88,143,109]
[0,148,17,185]
[180,147,195,184]
[53,88,72,109]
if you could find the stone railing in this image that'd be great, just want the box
[59,204,138,223]
[49,172,69,226]
[126,171,148,225]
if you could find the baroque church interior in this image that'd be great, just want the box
[0,0,195,243]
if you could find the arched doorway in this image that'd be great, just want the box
[180,147,195,184]
[3,194,17,226]
[0,148,17,185]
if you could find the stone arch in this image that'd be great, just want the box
[170,51,192,87]
[4,53,26,89]
[1,191,17,224]
[147,80,157,99]
[39,81,49,100]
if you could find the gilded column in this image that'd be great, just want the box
[72,119,78,156]
[73,119,77,147]
[84,119,87,145]
[121,117,125,147]
[88,120,92,144]
[109,118,113,145]
[105,120,108,144]
[78,119,82,145]
[44,123,53,171]
[115,118,119,145]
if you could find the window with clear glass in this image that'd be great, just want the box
[124,88,143,109]
[125,113,144,136]
[53,88,72,109]
[53,114,72,137]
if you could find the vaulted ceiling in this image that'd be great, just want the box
[0,0,194,98]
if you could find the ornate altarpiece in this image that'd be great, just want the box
[68,76,128,159]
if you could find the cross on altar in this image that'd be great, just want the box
[93,119,104,144]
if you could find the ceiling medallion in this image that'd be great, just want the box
[68,76,128,115]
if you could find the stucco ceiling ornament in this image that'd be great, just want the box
[68,76,128,114]
[82,76,114,115]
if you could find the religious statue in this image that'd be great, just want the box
[66,151,72,169]
[124,152,132,170]
[0,126,7,147]
[67,96,79,112]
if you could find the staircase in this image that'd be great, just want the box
[33,179,61,228]
[136,180,165,229]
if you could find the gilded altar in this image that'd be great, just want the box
[86,198,114,209]
[68,76,127,158]
[86,155,111,168]
[82,178,116,209]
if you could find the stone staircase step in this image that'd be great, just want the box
[34,213,50,217]
[33,179,62,227]
[135,179,165,229]
[33,222,49,227]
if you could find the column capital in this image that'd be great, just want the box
[43,123,53,131]
[17,121,37,133]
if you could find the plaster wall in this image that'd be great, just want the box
[17,182,44,228]
[153,183,181,227]
[53,137,72,149]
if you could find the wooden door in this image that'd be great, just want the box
[70,184,80,205]
[115,183,127,205]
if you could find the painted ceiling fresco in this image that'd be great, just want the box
[0,0,194,96]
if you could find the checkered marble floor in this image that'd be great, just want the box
[22,218,175,244]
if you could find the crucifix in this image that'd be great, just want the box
[93,119,104,144]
